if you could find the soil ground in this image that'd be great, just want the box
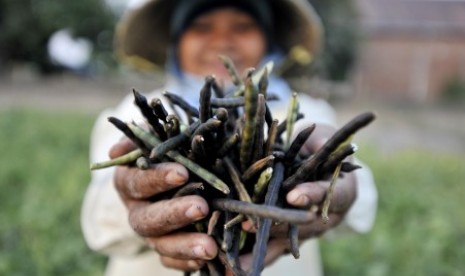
[1,73,464,155]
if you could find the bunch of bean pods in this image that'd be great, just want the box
[90,56,376,276]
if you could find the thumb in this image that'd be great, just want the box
[109,137,137,158]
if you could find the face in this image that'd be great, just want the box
[178,8,267,83]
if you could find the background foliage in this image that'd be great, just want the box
[309,0,360,81]
[0,0,116,73]
[0,110,105,275]
[0,0,359,80]
[321,147,465,276]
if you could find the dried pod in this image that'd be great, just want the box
[90,56,376,276]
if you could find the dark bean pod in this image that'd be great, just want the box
[90,57,375,276]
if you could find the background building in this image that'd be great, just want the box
[354,0,465,102]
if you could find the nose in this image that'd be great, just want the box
[209,26,234,52]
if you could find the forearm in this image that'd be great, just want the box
[81,170,147,256]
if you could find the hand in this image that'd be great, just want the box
[110,138,218,272]
[241,124,357,263]
[241,173,356,242]
[285,123,357,235]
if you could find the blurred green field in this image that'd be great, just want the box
[1,109,464,275]
[0,109,105,275]
[321,146,465,276]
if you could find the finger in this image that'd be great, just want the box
[286,181,327,208]
[146,232,218,260]
[241,219,288,234]
[114,162,188,199]
[239,238,289,271]
[326,173,357,213]
[298,124,335,156]
[159,256,206,272]
[286,177,356,213]
[273,212,343,238]
[297,212,343,238]
[109,137,137,158]
[243,212,342,239]
[128,195,209,237]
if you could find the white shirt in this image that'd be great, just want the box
[81,84,377,276]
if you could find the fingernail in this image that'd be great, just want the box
[192,246,207,259]
[185,205,205,220]
[287,191,309,206]
[242,220,255,232]
[193,245,215,260]
[165,169,187,185]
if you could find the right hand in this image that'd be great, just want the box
[110,137,218,272]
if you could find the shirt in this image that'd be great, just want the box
[81,81,377,276]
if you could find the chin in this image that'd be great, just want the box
[202,67,233,82]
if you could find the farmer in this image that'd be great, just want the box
[81,0,377,275]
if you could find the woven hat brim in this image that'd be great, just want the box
[115,0,323,71]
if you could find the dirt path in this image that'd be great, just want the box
[0,74,156,113]
[334,100,465,155]
[1,73,464,154]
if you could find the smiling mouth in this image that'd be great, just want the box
[206,61,238,77]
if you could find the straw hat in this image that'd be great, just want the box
[115,0,323,71]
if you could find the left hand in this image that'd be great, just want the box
[239,123,358,268]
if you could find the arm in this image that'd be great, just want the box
[81,91,377,273]
[81,104,148,256]
[110,138,218,271]
[238,123,360,268]
[237,95,377,270]
[286,95,378,235]
[81,92,218,272]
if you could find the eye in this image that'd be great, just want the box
[189,21,213,34]
[232,22,256,33]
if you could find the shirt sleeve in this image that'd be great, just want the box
[81,93,148,256]
[81,90,378,259]
[291,94,378,233]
